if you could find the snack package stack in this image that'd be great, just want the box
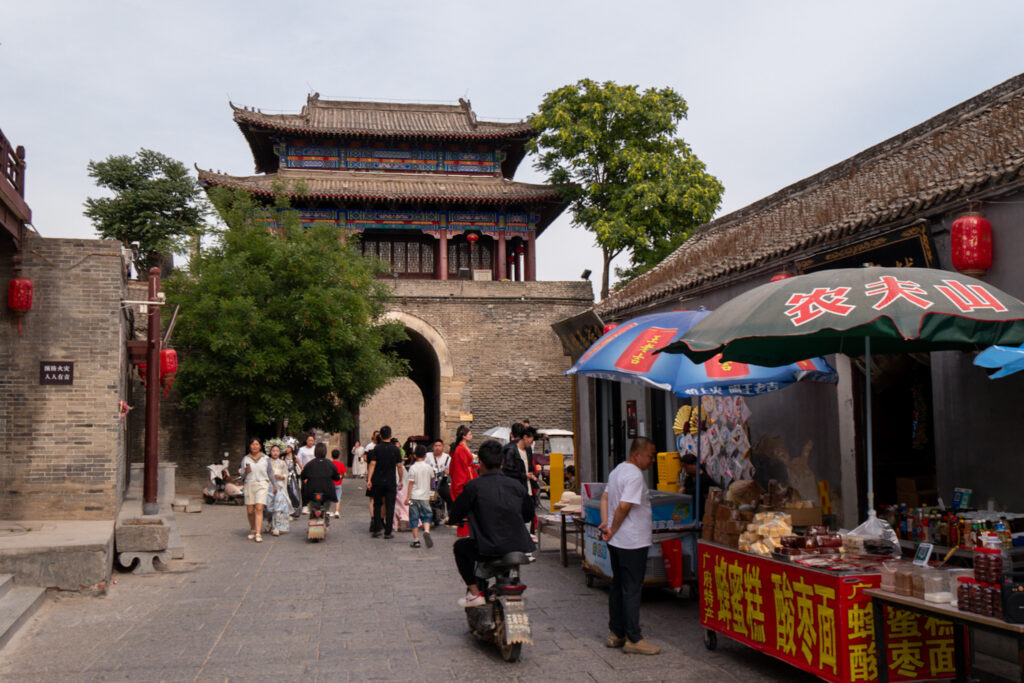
[701,487,722,541]
[739,511,794,556]
[713,502,743,547]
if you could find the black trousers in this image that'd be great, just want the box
[371,484,396,534]
[453,537,500,587]
[608,544,649,643]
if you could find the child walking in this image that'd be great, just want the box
[406,445,434,548]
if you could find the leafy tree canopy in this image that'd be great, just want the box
[529,79,724,298]
[164,188,408,433]
[84,149,207,277]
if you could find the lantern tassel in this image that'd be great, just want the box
[18,319,22,335]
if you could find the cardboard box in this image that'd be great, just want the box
[780,505,823,527]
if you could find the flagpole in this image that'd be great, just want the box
[865,336,874,514]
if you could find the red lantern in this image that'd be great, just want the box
[515,245,525,255]
[603,323,619,334]
[466,232,479,244]
[160,348,178,398]
[770,272,794,282]
[137,362,148,386]
[951,211,993,277]
[7,278,32,334]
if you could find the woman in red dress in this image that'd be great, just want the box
[449,425,477,538]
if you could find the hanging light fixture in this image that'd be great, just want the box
[160,348,178,398]
[7,278,32,334]
[951,210,993,277]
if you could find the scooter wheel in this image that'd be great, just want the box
[704,629,717,651]
[585,573,595,588]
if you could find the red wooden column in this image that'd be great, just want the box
[525,231,537,281]
[437,229,448,280]
[496,230,507,280]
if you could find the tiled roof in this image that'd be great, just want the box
[597,73,1024,317]
[197,167,561,203]
[231,94,534,139]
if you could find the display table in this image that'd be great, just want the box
[865,588,1024,683]
[537,507,583,568]
[700,541,956,682]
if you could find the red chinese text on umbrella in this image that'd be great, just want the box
[784,277,1009,327]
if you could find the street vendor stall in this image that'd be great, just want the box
[700,540,959,682]
[580,481,695,593]
[661,265,1024,681]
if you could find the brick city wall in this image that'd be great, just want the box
[0,236,128,519]
[388,280,593,442]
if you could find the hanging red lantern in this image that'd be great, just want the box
[770,272,794,282]
[603,323,619,334]
[7,278,32,334]
[515,245,525,255]
[466,232,479,244]
[137,362,148,386]
[951,211,993,277]
[160,348,178,398]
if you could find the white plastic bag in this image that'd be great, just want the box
[846,509,900,557]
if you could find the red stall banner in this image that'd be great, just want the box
[699,542,956,682]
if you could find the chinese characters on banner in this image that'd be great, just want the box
[700,543,956,682]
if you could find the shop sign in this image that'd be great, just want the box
[796,223,937,274]
[39,361,74,385]
[551,310,605,362]
[700,543,956,682]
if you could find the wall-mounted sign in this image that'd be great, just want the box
[796,223,937,273]
[40,361,74,385]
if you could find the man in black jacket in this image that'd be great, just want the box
[501,423,537,495]
[449,439,536,608]
[300,443,340,520]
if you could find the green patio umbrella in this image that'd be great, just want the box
[658,266,1024,512]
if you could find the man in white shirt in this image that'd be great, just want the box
[599,437,660,655]
[425,439,450,478]
[297,434,316,469]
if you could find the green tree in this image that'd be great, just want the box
[84,149,206,277]
[529,79,723,298]
[164,188,407,433]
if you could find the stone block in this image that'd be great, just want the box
[115,518,169,552]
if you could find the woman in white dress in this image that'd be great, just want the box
[241,438,274,543]
[351,441,367,478]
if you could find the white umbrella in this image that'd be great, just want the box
[483,426,511,444]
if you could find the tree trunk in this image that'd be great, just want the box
[601,248,613,300]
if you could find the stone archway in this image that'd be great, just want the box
[380,311,466,443]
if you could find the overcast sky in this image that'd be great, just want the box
[4,2,1024,299]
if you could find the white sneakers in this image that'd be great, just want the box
[457,591,485,608]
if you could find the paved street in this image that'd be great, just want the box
[0,478,817,682]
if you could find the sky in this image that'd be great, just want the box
[4,1,1024,299]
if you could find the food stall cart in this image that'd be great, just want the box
[580,482,698,596]
[700,540,959,682]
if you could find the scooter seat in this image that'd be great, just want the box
[482,551,529,570]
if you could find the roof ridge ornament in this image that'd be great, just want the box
[459,97,478,128]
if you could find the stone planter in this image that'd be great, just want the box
[115,517,169,552]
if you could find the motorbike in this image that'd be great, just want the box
[202,462,244,505]
[306,491,329,542]
[464,551,532,662]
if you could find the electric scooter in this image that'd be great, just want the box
[306,492,329,542]
[464,551,532,662]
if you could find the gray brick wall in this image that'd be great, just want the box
[0,236,128,519]
[388,280,592,441]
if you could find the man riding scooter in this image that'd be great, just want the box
[448,439,536,607]
[300,443,340,533]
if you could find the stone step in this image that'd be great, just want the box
[0,585,46,651]
[0,575,12,600]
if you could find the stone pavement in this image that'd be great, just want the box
[0,478,819,682]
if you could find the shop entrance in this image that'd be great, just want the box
[852,353,937,517]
